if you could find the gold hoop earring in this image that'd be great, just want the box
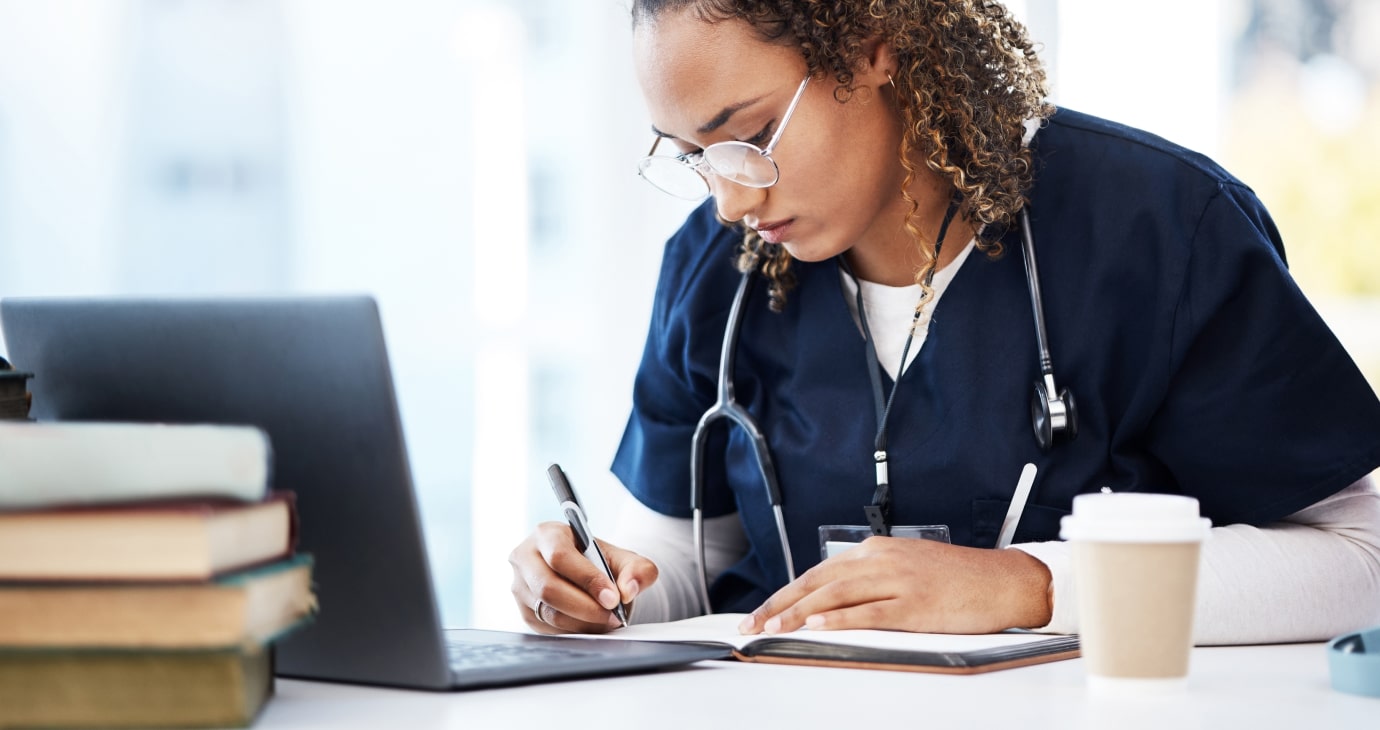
[887,73,896,89]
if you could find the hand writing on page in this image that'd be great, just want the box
[509,522,658,634]
[737,537,1052,636]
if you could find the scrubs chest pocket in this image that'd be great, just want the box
[972,498,1070,548]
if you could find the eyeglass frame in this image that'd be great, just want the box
[637,75,812,199]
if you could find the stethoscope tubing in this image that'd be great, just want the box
[690,267,795,614]
[1019,209,1055,377]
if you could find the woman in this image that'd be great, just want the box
[510,0,1380,642]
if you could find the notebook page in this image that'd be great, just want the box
[575,613,1057,653]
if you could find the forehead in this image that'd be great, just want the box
[633,12,803,138]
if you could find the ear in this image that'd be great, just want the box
[856,34,896,88]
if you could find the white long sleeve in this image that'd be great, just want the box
[607,491,748,624]
[1015,472,1380,644]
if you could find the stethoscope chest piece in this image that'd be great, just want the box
[1031,374,1078,451]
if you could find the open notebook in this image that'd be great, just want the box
[576,613,1080,675]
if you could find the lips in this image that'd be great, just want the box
[753,218,794,245]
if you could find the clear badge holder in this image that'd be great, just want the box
[819,524,951,559]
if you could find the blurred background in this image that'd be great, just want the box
[0,0,1375,631]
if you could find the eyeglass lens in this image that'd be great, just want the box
[637,156,711,200]
[638,142,780,200]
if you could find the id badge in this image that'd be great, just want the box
[819,524,951,559]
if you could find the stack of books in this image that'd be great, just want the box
[0,355,33,419]
[0,421,317,729]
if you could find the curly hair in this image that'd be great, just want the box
[633,0,1051,311]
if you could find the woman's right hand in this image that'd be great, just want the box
[509,521,659,634]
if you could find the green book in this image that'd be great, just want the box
[0,645,272,729]
[0,554,317,649]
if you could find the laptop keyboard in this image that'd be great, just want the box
[446,638,600,671]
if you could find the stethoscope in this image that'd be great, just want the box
[689,206,1077,614]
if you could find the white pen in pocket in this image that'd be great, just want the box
[996,463,1038,549]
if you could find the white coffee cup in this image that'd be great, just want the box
[1061,492,1211,693]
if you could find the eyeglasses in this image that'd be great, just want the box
[637,76,811,200]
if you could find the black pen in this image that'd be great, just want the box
[546,463,629,628]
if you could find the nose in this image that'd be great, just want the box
[709,175,766,225]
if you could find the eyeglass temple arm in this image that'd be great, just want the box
[762,76,810,155]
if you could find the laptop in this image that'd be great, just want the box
[0,295,726,690]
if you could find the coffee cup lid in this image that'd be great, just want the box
[1060,492,1211,543]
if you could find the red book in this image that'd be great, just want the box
[0,492,298,582]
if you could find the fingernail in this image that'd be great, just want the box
[598,589,619,610]
[625,580,640,601]
[737,615,756,634]
[763,617,782,634]
[805,614,825,629]
[607,614,623,629]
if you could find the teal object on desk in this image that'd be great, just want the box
[1328,625,1380,698]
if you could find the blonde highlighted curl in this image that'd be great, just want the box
[634,0,1051,312]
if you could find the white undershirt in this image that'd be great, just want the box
[839,237,978,380]
[611,247,1380,641]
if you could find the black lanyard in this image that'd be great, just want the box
[842,197,960,536]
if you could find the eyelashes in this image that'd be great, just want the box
[742,122,775,147]
[673,120,777,158]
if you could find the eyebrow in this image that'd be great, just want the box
[650,93,769,139]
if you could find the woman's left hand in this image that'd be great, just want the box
[737,537,1053,635]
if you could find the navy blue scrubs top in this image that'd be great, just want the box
[611,108,1380,614]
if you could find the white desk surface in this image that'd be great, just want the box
[255,642,1377,729]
